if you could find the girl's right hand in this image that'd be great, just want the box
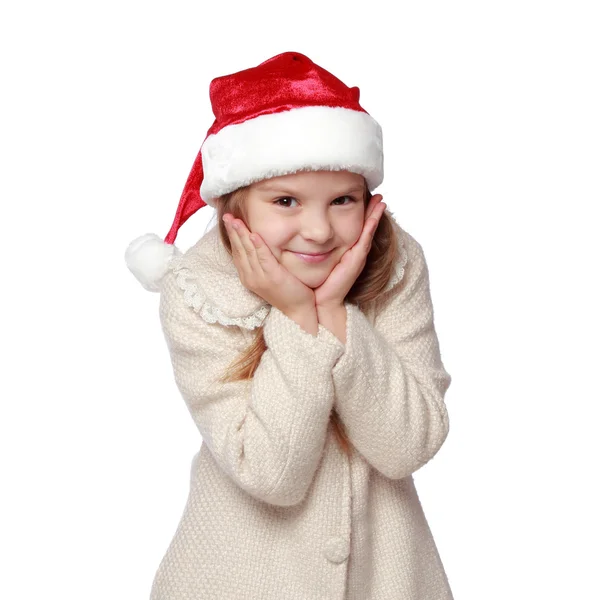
[222,214,316,314]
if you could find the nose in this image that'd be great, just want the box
[299,209,334,244]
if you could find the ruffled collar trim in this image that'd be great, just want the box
[167,224,408,330]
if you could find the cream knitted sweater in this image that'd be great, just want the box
[149,223,453,600]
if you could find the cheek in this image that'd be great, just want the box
[252,228,287,257]
[343,220,365,246]
[253,216,293,245]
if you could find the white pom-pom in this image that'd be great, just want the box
[124,233,181,292]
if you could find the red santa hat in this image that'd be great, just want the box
[125,51,383,291]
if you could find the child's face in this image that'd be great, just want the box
[245,170,367,289]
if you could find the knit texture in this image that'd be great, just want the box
[149,223,453,600]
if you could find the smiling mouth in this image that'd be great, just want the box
[290,250,334,256]
[289,249,334,264]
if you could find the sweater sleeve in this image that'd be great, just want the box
[331,235,452,480]
[159,269,345,507]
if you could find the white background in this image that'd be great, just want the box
[1,1,599,598]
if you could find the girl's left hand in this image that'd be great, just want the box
[314,194,386,308]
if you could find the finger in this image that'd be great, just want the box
[233,219,264,274]
[231,219,255,254]
[361,202,386,249]
[365,194,384,220]
[369,202,386,229]
[249,232,280,274]
[224,218,253,274]
[363,201,385,233]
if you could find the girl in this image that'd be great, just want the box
[125,51,454,600]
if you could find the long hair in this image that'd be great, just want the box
[214,178,402,456]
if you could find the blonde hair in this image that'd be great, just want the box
[215,177,403,456]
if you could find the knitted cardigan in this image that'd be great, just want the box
[149,222,453,600]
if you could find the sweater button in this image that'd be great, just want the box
[324,535,350,563]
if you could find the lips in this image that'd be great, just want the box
[292,250,333,256]
[290,249,333,263]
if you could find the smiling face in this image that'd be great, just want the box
[244,170,368,289]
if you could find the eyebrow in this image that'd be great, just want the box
[256,184,365,196]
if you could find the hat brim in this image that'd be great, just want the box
[199,105,383,204]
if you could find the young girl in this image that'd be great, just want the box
[125,51,454,600]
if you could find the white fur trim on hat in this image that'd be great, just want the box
[124,233,182,292]
[199,105,383,204]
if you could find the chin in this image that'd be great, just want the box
[282,252,338,288]
[296,272,332,289]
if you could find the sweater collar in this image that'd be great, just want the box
[168,224,407,330]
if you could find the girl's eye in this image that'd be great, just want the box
[331,195,356,205]
[274,197,298,208]
[273,196,356,207]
